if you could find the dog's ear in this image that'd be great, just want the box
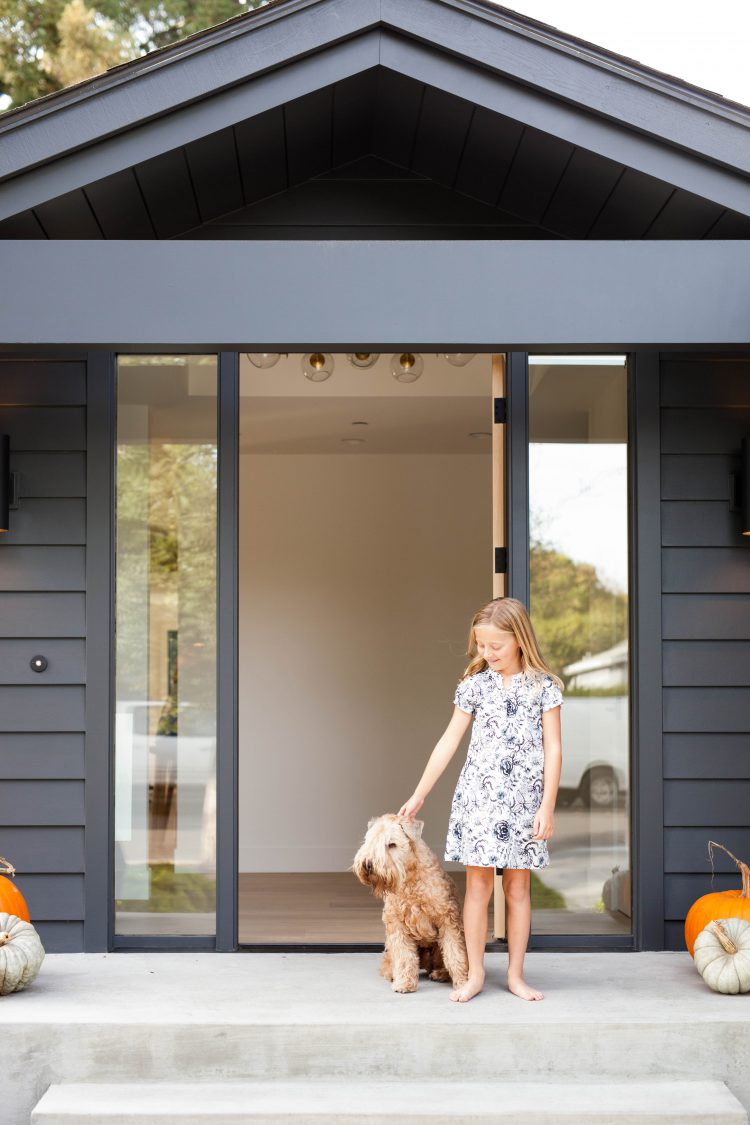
[398,816,424,841]
[367,815,381,830]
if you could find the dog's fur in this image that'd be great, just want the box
[352,813,469,993]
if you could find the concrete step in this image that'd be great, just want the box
[31,1079,749,1124]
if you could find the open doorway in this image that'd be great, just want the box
[237,352,495,944]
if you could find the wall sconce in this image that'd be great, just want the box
[729,436,750,536]
[0,434,20,533]
[738,436,750,536]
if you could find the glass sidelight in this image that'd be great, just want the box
[113,355,218,938]
[527,355,631,935]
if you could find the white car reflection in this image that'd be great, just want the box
[558,695,628,808]
[116,700,216,789]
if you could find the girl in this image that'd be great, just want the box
[399,596,563,1004]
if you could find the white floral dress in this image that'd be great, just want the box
[444,667,563,869]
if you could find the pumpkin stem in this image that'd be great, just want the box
[0,857,16,878]
[707,841,750,898]
[0,932,10,946]
[706,919,739,955]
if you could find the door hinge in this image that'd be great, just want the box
[494,397,507,424]
[494,547,507,574]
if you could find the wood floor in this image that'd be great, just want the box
[237,873,630,944]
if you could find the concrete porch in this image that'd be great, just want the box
[3,951,750,1123]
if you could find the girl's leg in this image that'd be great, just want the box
[450,865,494,1003]
[502,868,543,1001]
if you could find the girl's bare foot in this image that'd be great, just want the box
[506,971,544,1000]
[450,972,485,1002]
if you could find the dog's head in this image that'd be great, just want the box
[351,813,424,897]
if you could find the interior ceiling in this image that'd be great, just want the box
[2,68,749,241]
[117,353,629,451]
[239,353,494,454]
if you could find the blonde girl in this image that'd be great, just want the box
[399,596,563,1003]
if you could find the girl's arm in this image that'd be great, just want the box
[399,707,473,817]
[533,706,562,842]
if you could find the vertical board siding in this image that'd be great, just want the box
[0,359,86,951]
[660,357,750,949]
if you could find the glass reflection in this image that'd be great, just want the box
[114,355,218,937]
[527,355,631,935]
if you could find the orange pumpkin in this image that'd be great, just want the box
[685,841,750,957]
[0,857,30,923]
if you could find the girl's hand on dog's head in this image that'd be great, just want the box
[399,794,424,818]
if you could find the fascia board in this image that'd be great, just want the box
[383,0,750,176]
[0,0,378,181]
[1,0,749,220]
[380,34,750,218]
[0,34,379,223]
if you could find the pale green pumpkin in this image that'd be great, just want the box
[693,917,750,995]
[0,911,45,994]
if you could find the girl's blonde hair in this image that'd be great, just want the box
[459,596,564,691]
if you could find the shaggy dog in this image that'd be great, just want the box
[352,814,469,993]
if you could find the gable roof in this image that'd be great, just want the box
[1,0,749,238]
[4,0,750,128]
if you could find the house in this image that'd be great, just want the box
[0,0,748,956]
[564,640,629,692]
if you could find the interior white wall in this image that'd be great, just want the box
[238,451,491,872]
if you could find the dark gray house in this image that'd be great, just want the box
[0,0,748,955]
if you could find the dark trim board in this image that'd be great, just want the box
[506,352,529,607]
[2,242,750,348]
[84,352,115,951]
[216,353,239,952]
[630,353,664,950]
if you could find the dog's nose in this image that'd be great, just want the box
[365,860,373,874]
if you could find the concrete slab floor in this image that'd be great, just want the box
[4,951,750,1026]
[5,952,750,1125]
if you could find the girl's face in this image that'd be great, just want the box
[474,624,522,672]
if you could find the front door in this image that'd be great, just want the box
[236,351,501,946]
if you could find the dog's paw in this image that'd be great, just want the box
[391,980,418,993]
[428,969,451,982]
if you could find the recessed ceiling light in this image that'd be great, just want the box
[342,438,365,445]
[469,431,492,439]
[351,421,369,426]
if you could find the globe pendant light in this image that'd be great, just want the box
[347,353,379,369]
[246,353,281,368]
[441,353,475,367]
[391,353,424,383]
[302,353,334,381]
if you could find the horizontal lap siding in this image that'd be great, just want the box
[0,360,87,952]
[660,357,750,950]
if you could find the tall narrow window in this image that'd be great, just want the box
[114,356,218,938]
[528,355,631,936]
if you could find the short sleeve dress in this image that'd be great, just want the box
[444,666,563,869]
